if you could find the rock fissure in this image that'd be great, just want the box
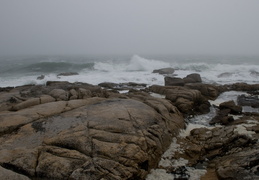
[1,163,31,178]
[125,106,149,153]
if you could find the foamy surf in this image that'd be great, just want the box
[1,54,259,87]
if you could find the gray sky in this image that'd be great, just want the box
[0,0,259,55]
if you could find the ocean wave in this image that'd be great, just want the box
[1,61,95,75]
[173,62,211,72]
[126,55,171,71]
[93,55,171,72]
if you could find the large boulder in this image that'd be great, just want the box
[164,73,202,87]
[183,73,202,83]
[0,91,184,179]
[164,77,185,86]
[149,85,210,115]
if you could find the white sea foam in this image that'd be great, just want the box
[187,167,207,180]
[146,168,206,180]
[146,169,175,180]
[234,124,256,137]
[159,138,182,168]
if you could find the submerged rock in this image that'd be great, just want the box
[153,67,175,75]
[217,72,233,78]
[57,72,79,76]
[36,75,45,80]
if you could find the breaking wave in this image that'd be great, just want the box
[93,55,171,72]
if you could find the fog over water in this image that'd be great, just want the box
[0,0,259,56]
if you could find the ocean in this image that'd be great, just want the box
[0,54,259,88]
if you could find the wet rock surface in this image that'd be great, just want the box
[0,81,184,179]
[238,94,259,108]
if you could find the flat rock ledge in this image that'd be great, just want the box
[0,82,185,179]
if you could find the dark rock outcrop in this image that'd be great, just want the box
[36,75,45,80]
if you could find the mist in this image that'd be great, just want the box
[0,0,259,56]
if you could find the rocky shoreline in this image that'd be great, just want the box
[0,73,259,179]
